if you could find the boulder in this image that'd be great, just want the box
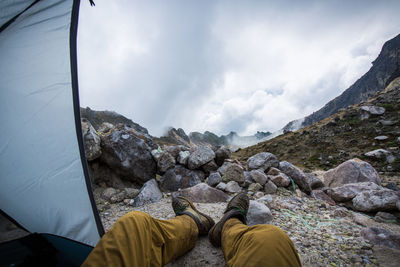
[254,192,265,199]
[130,179,162,207]
[361,227,400,250]
[243,171,254,187]
[110,191,127,203]
[375,212,397,222]
[188,146,215,170]
[100,126,156,183]
[360,105,385,115]
[374,135,389,141]
[216,182,227,191]
[305,173,325,190]
[311,190,335,206]
[202,160,219,175]
[215,146,231,166]
[247,200,273,226]
[266,167,281,176]
[177,150,190,165]
[101,187,117,201]
[157,152,176,173]
[224,164,245,184]
[164,145,189,159]
[364,149,395,163]
[81,119,102,161]
[328,182,382,202]
[225,181,242,193]
[207,172,222,187]
[160,165,202,192]
[352,189,400,212]
[124,188,140,199]
[174,183,229,203]
[248,170,268,185]
[279,161,312,193]
[217,162,234,176]
[269,174,291,187]
[247,152,279,171]
[248,183,263,192]
[264,180,277,194]
[323,158,381,188]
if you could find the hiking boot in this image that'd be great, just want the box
[172,196,215,235]
[208,193,249,247]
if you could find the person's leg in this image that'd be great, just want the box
[82,211,198,267]
[221,218,301,267]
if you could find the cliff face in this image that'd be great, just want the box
[301,34,400,127]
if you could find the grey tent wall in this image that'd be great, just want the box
[70,0,105,238]
[0,0,103,246]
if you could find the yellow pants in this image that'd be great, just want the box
[82,211,301,267]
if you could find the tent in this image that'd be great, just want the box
[0,0,104,265]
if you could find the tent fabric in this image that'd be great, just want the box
[0,0,103,246]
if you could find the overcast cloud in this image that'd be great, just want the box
[77,0,400,137]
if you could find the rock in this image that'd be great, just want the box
[217,162,234,176]
[130,179,162,207]
[188,146,215,170]
[328,182,382,202]
[254,192,264,199]
[215,146,231,166]
[332,207,350,218]
[279,161,312,193]
[124,188,140,199]
[81,119,102,161]
[207,172,222,187]
[352,189,400,212]
[248,183,263,192]
[247,200,273,226]
[110,191,127,203]
[160,165,202,192]
[165,145,189,159]
[247,152,279,171]
[257,195,273,205]
[374,135,389,141]
[177,150,190,165]
[375,212,397,222]
[100,126,156,183]
[151,149,162,161]
[224,164,245,184]
[360,105,385,115]
[397,200,400,211]
[266,167,281,176]
[225,181,242,193]
[98,122,114,133]
[264,180,277,194]
[378,120,397,126]
[385,182,400,191]
[305,173,325,190]
[157,152,176,173]
[216,182,226,191]
[243,171,254,187]
[365,149,395,163]
[353,213,375,227]
[248,170,268,185]
[102,187,117,201]
[361,227,400,250]
[269,173,291,187]
[323,158,381,188]
[202,160,218,175]
[311,190,335,206]
[174,183,229,203]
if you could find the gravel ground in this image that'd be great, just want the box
[98,188,400,267]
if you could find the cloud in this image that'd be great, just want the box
[77,0,400,136]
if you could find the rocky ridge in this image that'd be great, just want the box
[82,119,400,266]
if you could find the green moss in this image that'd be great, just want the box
[379,103,395,112]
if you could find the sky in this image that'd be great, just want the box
[77,0,400,137]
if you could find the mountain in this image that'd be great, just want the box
[233,77,400,175]
[282,33,400,132]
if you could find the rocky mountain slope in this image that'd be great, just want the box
[234,77,400,184]
[283,33,400,131]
